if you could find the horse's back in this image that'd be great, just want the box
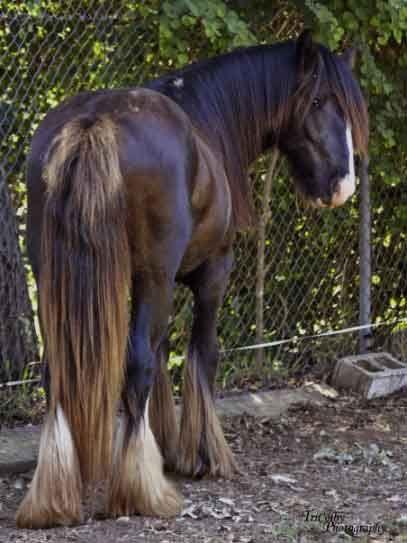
[30,87,194,177]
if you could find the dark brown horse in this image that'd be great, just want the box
[17,32,368,528]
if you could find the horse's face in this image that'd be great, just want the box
[283,95,355,209]
[281,33,358,209]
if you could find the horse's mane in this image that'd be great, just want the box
[148,41,368,229]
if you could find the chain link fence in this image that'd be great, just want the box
[0,4,406,389]
[171,158,407,388]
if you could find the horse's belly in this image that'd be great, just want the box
[178,222,233,275]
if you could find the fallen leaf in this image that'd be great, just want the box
[181,504,199,519]
[270,474,297,485]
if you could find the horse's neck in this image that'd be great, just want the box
[147,44,297,229]
[150,43,296,167]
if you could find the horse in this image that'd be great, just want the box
[17,31,368,528]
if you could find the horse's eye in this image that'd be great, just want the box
[313,97,321,108]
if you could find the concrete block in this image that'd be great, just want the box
[332,352,407,399]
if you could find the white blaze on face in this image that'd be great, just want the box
[331,123,355,207]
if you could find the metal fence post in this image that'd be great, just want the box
[359,157,372,353]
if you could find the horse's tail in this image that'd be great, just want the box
[40,115,131,485]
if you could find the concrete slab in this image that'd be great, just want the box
[0,425,40,476]
[215,385,327,418]
[332,352,407,399]
[0,384,328,476]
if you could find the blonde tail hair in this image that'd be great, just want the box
[17,115,130,528]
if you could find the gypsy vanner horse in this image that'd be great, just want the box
[17,32,368,528]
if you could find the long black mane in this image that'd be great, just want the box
[147,41,368,228]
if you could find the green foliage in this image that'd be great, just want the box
[159,0,256,67]
[1,1,405,390]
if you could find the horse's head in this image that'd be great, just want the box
[280,31,368,208]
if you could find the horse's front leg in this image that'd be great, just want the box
[107,278,182,518]
[178,250,239,478]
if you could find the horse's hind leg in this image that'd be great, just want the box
[16,405,82,528]
[178,250,239,478]
[107,278,182,518]
[149,337,178,471]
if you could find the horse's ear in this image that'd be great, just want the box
[296,30,318,75]
[341,47,357,69]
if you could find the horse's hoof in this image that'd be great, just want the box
[108,478,183,519]
[16,502,81,529]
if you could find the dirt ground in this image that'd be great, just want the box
[1,389,407,543]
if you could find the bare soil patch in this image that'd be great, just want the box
[1,389,407,542]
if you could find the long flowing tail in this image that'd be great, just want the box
[17,114,131,528]
[40,114,131,485]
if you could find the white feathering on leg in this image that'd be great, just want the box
[16,404,82,529]
[108,395,182,518]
